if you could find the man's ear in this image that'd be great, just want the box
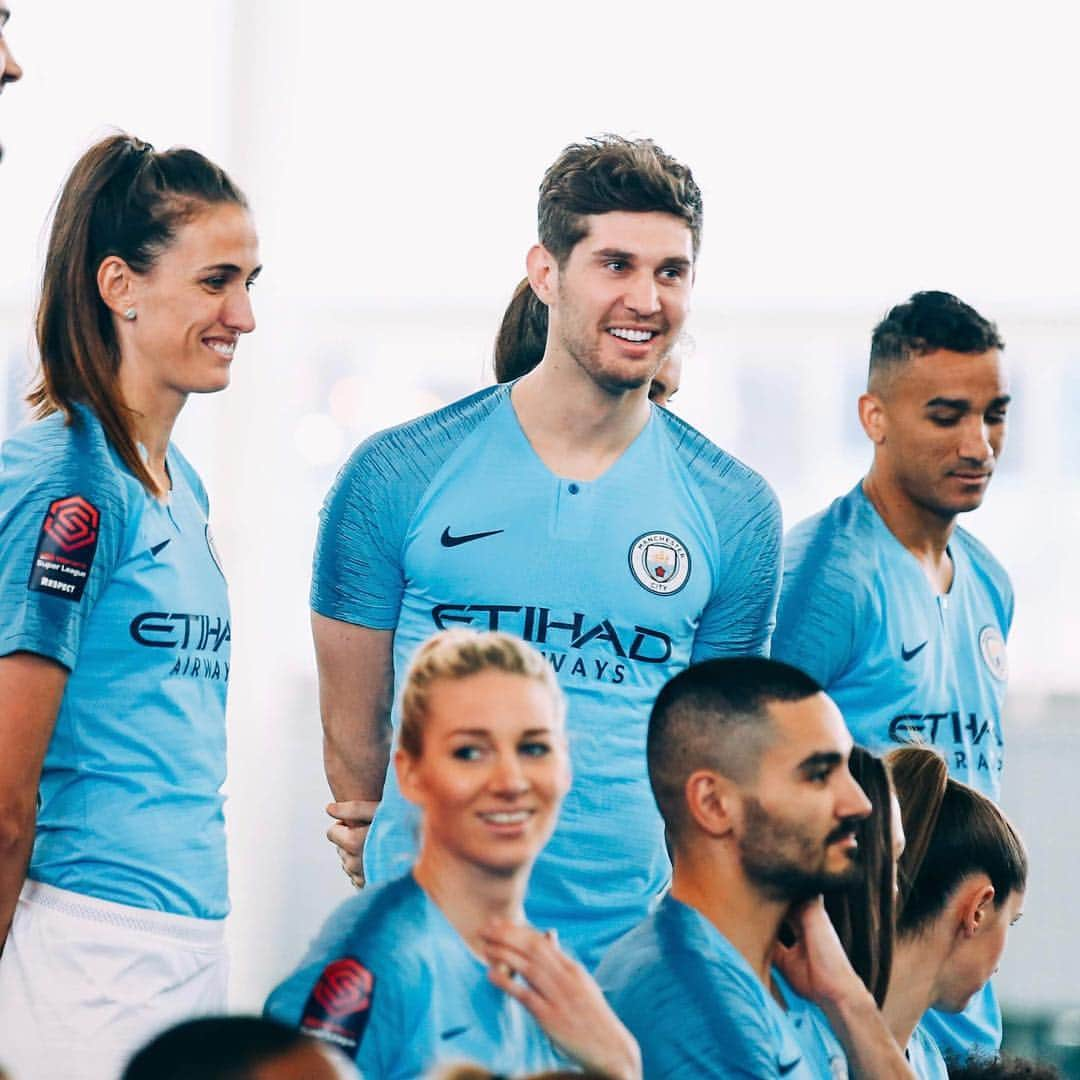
[958,879,996,938]
[858,391,887,445]
[526,244,557,307]
[96,255,138,318]
[684,769,738,839]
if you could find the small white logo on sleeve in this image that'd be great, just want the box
[978,625,1008,681]
[628,532,691,596]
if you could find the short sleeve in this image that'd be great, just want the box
[310,388,509,630]
[771,527,862,689]
[691,475,783,663]
[311,431,413,629]
[265,951,393,1067]
[0,468,126,671]
[263,894,422,1076]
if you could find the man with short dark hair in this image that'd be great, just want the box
[122,1016,358,1080]
[771,290,1013,1055]
[597,657,914,1078]
[0,4,24,164]
[315,136,782,968]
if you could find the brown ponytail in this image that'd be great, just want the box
[889,747,1027,936]
[493,277,548,383]
[30,133,247,496]
[823,746,895,1007]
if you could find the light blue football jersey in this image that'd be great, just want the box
[774,969,849,1079]
[906,1022,949,1080]
[773,482,1012,801]
[596,895,818,1079]
[313,384,782,968]
[0,406,230,918]
[264,874,564,1078]
[773,481,1011,1053]
[918,985,1001,1065]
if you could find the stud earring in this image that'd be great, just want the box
[124,308,137,321]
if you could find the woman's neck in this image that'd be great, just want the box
[412,845,529,956]
[883,934,947,1048]
[116,362,187,488]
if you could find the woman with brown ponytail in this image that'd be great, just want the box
[885,748,1028,1077]
[0,133,260,1079]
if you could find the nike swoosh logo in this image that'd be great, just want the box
[901,641,928,662]
[440,1025,468,1041]
[440,527,504,548]
[150,539,172,557]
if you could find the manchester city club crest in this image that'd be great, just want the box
[978,625,1008,681]
[628,531,691,596]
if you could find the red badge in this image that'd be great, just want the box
[28,494,101,603]
[300,957,374,1054]
[44,495,100,552]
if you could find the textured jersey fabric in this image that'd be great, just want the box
[773,481,1011,1053]
[918,986,1002,1066]
[312,385,782,967]
[264,874,563,1078]
[596,895,818,1079]
[906,1023,950,1080]
[773,482,1012,802]
[0,406,230,918]
[774,969,849,1079]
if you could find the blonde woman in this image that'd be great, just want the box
[266,630,639,1080]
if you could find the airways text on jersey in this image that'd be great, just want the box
[889,709,1003,776]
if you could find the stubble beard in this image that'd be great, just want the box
[738,795,863,904]
[555,292,666,395]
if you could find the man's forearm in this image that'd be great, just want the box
[323,728,392,802]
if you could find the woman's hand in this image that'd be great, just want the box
[325,800,379,888]
[480,919,641,1080]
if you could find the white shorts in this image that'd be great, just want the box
[0,881,228,1080]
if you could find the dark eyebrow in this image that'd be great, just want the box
[199,263,263,278]
[924,394,1012,410]
[796,751,844,774]
[591,248,692,271]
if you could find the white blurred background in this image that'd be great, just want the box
[2,0,1078,1065]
